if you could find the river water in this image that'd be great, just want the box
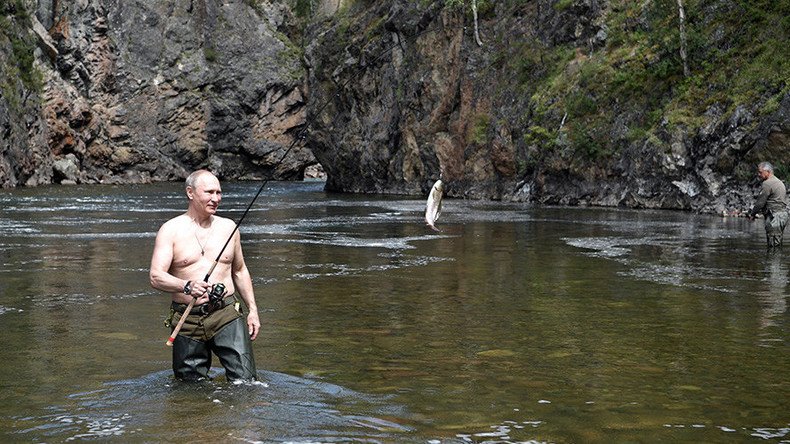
[0,180,787,443]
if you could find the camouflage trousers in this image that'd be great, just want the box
[765,210,789,248]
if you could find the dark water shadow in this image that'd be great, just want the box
[10,369,414,442]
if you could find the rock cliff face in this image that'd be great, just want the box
[2,0,788,214]
[1,0,314,187]
[0,1,49,187]
[304,0,789,213]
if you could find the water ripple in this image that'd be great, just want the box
[9,370,413,442]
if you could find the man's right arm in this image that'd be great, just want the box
[150,223,212,303]
[150,223,183,293]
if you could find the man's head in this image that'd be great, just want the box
[186,170,222,215]
[758,162,774,181]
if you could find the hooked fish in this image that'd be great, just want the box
[425,179,444,231]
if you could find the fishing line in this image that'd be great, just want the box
[167,8,459,345]
[204,11,451,281]
[166,11,452,340]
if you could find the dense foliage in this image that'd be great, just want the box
[504,0,790,177]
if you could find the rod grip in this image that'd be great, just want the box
[164,297,196,346]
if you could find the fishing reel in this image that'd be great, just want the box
[200,283,226,314]
[208,283,226,305]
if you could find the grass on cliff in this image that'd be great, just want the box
[0,0,43,110]
[510,0,789,166]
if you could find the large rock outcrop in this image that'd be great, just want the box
[2,0,788,215]
[304,0,789,213]
[1,0,315,187]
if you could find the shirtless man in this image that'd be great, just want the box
[150,170,260,381]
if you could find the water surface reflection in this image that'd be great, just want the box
[0,182,787,442]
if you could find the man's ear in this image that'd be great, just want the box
[186,186,194,200]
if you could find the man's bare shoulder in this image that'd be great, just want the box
[158,214,190,234]
[213,215,236,229]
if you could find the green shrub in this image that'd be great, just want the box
[523,125,553,147]
[10,36,42,90]
[469,113,491,145]
[292,0,314,17]
[554,0,575,12]
[204,47,218,63]
[566,92,597,118]
[568,122,611,160]
[0,0,43,97]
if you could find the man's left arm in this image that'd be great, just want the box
[231,231,260,340]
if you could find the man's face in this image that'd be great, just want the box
[188,174,222,214]
[758,168,771,181]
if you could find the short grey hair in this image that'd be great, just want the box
[185,169,212,190]
[758,162,774,173]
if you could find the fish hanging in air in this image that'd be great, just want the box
[425,178,444,231]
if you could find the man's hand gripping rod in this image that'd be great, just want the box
[165,262,220,346]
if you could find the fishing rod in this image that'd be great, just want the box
[166,8,452,346]
[165,141,299,346]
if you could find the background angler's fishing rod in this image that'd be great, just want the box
[166,9,452,346]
